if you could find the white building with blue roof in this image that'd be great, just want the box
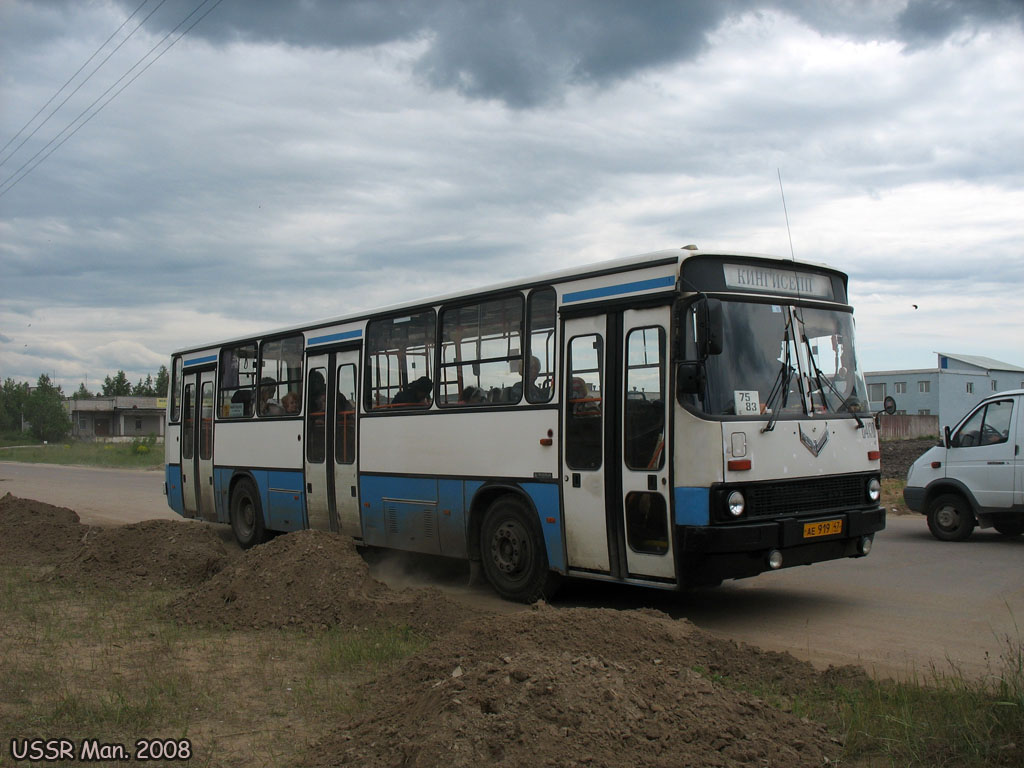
[865,353,1024,428]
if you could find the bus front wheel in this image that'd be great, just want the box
[480,495,552,603]
[231,478,268,549]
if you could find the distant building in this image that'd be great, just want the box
[865,353,1024,427]
[64,396,166,439]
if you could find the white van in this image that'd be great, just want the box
[904,390,1024,541]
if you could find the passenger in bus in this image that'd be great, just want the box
[392,376,432,406]
[281,391,300,414]
[460,385,486,404]
[258,377,285,416]
[510,355,548,402]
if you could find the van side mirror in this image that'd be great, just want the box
[944,425,952,448]
[696,298,723,358]
[883,396,897,415]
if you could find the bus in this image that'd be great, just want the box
[164,247,885,602]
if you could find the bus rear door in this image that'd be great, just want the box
[180,368,217,521]
[304,349,361,536]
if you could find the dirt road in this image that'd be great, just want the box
[3,461,1021,680]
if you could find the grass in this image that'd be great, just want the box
[881,477,908,514]
[707,635,1024,767]
[0,438,164,469]
[0,566,430,767]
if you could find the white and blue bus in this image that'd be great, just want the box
[164,247,885,601]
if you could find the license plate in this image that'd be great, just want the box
[803,519,843,538]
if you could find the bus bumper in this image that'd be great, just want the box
[677,506,886,586]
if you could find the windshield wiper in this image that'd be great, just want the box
[799,327,864,429]
[761,328,794,433]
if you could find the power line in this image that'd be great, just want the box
[0,0,159,169]
[0,0,225,199]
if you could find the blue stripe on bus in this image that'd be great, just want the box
[561,275,676,304]
[183,354,217,368]
[358,475,564,571]
[308,329,362,346]
[165,464,184,516]
[674,487,710,526]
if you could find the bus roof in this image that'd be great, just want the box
[171,247,841,356]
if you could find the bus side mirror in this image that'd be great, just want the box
[697,298,723,358]
[883,396,896,415]
[677,362,704,395]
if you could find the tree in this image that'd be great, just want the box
[72,382,94,399]
[132,374,156,397]
[102,370,131,396]
[23,374,70,442]
[154,365,169,398]
[0,378,30,432]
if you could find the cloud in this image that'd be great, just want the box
[92,0,1024,109]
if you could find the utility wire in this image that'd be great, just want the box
[0,0,225,199]
[0,0,162,169]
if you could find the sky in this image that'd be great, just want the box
[1,0,1022,395]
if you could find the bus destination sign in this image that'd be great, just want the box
[723,263,833,300]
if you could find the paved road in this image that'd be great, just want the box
[2,461,1021,680]
[0,461,176,526]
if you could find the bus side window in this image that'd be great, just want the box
[439,294,524,406]
[259,335,304,417]
[218,343,257,418]
[336,364,357,464]
[566,334,603,470]
[182,383,195,459]
[624,327,665,470]
[306,368,327,463]
[365,311,436,410]
[526,288,555,404]
[170,356,182,422]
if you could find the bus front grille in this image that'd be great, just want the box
[743,475,868,518]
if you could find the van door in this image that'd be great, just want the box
[947,398,1017,509]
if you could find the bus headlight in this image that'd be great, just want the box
[867,477,881,503]
[727,491,745,517]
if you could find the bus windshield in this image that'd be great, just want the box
[683,299,869,418]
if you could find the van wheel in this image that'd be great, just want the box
[926,494,975,542]
[230,478,268,549]
[480,495,554,603]
[993,521,1024,536]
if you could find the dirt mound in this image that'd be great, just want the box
[305,605,845,768]
[0,493,92,566]
[54,519,230,589]
[880,438,937,479]
[170,529,485,636]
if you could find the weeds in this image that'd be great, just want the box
[0,440,164,468]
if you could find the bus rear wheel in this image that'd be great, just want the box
[926,493,975,542]
[231,478,268,549]
[480,495,552,603]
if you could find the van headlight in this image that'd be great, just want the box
[727,491,745,517]
[867,477,881,503]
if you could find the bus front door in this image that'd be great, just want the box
[561,308,675,583]
[304,349,361,536]
[180,368,217,522]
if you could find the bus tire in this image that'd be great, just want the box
[230,478,268,549]
[480,495,552,603]
[926,493,975,542]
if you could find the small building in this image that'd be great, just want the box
[866,353,1024,428]
[65,396,166,440]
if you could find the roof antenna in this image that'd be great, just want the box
[778,168,795,261]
